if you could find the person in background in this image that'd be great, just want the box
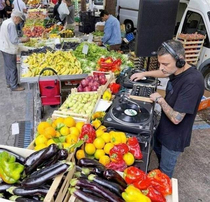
[0,9,30,91]
[131,39,204,178]
[53,0,62,23]
[0,0,6,24]
[98,10,121,51]
[4,0,12,18]
[12,0,27,35]
[64,0,75,29]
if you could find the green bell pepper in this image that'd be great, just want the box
[0,151,24,184]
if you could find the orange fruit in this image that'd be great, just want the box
[69,127,80,137]
[93,137,105,149]
[66,134,78,145]
[35,134,48,146]
[60,126,70,136]
[64,117,76,128]
[85,143,96,155]
[44,126,56,139]
[99,155,110,166]
[104,143,114,155]
[96,129,104,137]
[37,122,51,134]
[101,132,111,143]
[75,122,85,133]
[94,149,105,160]
[76,149,85,160]
[123,152,135,166]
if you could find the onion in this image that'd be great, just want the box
[100,78,107,85]
[84,86,91,92]
[86,75,94,81]
[77,85,83,92]
[81,79,88,87]
[92,85,98,91]
[99,74,106,80]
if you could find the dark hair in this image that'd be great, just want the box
[100,10,109,17]
[157,39,185,58]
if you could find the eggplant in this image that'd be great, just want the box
[8,187,48,196]
[21,162,72,189]
[41,149,68,167]
[78,158,105,175]
[88,174,124,197]
[80,187,107,199]
[70,187,108,202]
[103,169,127,189]
[74,172,88,179]
[29,161,63,178]
[0,148,25,164]
[9,195,42,202]
[24,144,59,174]
[0,183,13,192]
[70,178,124,202]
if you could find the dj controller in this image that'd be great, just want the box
[103,68,158,172]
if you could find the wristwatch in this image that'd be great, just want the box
[155,96,162,103]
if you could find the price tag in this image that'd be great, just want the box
[82,44,89,54]
[88,33,93,43]
[54,38,61,45]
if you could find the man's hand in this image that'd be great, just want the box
[20,37,30,43]
[150,92,162,103]
[130,72,145,81]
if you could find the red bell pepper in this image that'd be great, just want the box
[142,186,166,202]
[123,166,146,184]
[109,143,129,162]
[147,169,172,196]
[79,124,96,143]
[133,176,151,190]
[127,137,143,160]
[106,159,127,172]
[109,83,121,94]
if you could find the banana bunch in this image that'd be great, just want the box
[22,51,82,77]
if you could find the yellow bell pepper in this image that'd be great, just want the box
[102,89,112,101]
[122,185,151,202]
[110,131,126,145]
[91,119,102,129]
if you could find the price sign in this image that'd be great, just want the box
[82,44,89,54]
[88,33,93,43]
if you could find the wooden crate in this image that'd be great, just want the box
[0,145,75,202]
[52,91,101,123]
[176,34,205,65]
[71,71,114,95]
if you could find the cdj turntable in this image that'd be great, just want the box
[103,95,154,134]
[121,68,157,88]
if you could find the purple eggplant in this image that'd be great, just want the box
[8,187,48,197]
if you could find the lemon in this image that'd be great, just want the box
[44,126,56,139]
[64,116,76,128]
[34,143,47,151]
[96,129,104,137]
[85,143,96,155]
[66,134,78,145]
[93,137,105,149]
[104,142,114,155]
[94,149,105,160]
[69,127,80,137]
[76,149,85,160]
[35,134,48,145]
[99,155,110,166]
[76,121,85,133]
[47,139,56,146]
[60,126,70,136]
[37,122,51,134]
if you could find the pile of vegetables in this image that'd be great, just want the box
[0,144,74,201]
[70,158,127,202]
[77,72,107,92]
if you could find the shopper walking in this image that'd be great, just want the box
[98,10,121,51]
[130,39,204,178]
[64,0,75,29]
[0,9,30,91]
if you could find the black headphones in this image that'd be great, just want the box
[162,42,186,68]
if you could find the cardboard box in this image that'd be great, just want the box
[0,145,75,202]
[96,25,104,31]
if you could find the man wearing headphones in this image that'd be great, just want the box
[130,39,204,178]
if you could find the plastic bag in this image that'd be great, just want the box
[58,2,70,21]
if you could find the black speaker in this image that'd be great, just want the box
[135,0,179,57]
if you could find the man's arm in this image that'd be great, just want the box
[102,22,112,44]
[150,92,186,124]
[130,69,168,81]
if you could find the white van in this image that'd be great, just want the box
[117,0,210,90]
[86,0,104,12]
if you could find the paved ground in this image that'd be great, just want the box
[0,47,210,201]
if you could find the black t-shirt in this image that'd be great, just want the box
[156,66,204,152]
